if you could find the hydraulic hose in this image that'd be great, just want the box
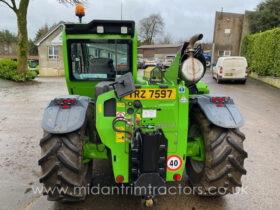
[112,117,131,135]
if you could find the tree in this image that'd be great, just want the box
[34,24,50,43]
[138,14,164,45]
[0,30,17,55]
[0,0,85,75]
[0,30,17,43]
[29,24,58,56]
[28,39,37,56]
[28,24,50,56]
[249,0,280,34]
[158,34,173,44]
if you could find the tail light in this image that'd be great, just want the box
[116,175,124,183]
[70,98,76,105]
[55,98,76,108]
[219,66,223,74]
[211,97,230,107]
[212,97,217,103]
[246,66,248,74]
[173,174,181,181]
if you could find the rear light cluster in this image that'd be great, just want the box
[173,174,181,181]
[211,97,230,107]
[246,66,248,74]
[219,66,223,74]
[56,98,76,109]
[116,175,124,183]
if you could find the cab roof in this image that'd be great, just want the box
[65,19,135,37]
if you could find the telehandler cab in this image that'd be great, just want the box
[39,5,247,206]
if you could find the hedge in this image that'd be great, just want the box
[0,59,37,82]
[241,28,280,77]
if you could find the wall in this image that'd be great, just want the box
[213,11,251,63]
[138,45,181,59]
[37,27,64,76]
[250,72,280,88]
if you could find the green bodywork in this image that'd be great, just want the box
[62,23,208,183]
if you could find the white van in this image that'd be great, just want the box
[212,56,248,84]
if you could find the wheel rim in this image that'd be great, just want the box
[190,158,204,174]
[188,124,205,174]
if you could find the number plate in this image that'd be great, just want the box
[225,73,233,76]
[124,89,176,100]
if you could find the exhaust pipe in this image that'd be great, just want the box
[187,34,203,50]
[181,33,204,84]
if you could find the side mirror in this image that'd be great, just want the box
[112,72,135,99]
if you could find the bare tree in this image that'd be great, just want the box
[159,33,173,44]
[58,0,86,5]
[0,0,85,75]
[138,14,164,45]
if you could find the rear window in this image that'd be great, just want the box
[222,58,247,68]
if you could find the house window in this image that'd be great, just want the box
[48,46,59,59]
[218,50,224,57]
[225,29,231,34]
[224,50,231,56]
[218,50,231,57]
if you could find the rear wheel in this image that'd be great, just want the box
[240,79,246,84]
[186,108,247,196]
[39,120,92,202]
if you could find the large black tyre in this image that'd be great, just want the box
[186,108,247,196]
[39,114,93,202]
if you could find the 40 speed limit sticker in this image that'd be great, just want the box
[167,155,183,171]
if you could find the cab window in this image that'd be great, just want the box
[68,39,132,81]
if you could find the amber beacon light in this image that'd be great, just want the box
[75,4,85,23]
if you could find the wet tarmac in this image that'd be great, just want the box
[0,72,279,210]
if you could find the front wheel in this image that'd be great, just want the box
[186,108,247,196]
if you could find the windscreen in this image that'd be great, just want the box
[69,39,132,81]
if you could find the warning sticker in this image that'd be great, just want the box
[116,112,125,118]
[180,95,188,103]
[142,110,156,118]
[116,127,125,143]
[117,102,125,108]
[167,155,183,171]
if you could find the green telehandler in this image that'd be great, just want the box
[39,6,247,206]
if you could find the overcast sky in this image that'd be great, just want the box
[0,0,262,42]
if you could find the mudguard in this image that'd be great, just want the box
[41,95,92,134]
[192,95,244,128]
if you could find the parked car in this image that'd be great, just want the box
[137,58,144,69]
[27,60,40,75]
[162,55,176,69]
[212,56,248,84]
[116,58,128,71]
[203,54,211,68]
[144,58,163,68]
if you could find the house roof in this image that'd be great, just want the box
[138,44,183,49]
[35,21,65,46]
